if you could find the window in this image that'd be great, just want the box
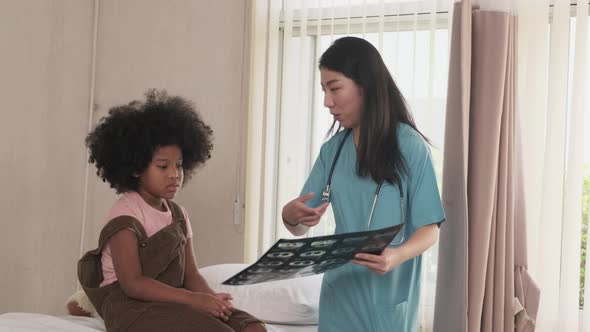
[567,15,590,310]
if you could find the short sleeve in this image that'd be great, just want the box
[400,130,446,231]
[300,144,329,208]
[106,199,141,236]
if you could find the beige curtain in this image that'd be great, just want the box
[434,1,535,331]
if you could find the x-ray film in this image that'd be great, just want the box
[222,224,404,285]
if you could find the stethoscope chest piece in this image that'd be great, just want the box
[322,185,331,202]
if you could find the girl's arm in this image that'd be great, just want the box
[183,238,215,294]
[109,229,233,320]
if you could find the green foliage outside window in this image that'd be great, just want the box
[580,166,590,309]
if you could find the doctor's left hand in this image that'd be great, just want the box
[351,247,406,275]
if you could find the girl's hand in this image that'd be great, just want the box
[186,292,233,321]
[351,247,406,275]
[213,292,235,311]
[282,193,330,227]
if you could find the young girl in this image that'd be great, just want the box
[78,90,266,332]
[281,37,445,331]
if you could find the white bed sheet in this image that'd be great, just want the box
[266,324,318,332]
[0,313,318,332]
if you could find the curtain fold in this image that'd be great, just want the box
[469,10,518,332]
[433,1,471,331]
[435,1,530,331]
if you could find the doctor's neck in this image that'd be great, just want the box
[353,127,360,148]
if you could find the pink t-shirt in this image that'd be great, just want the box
[100,191,193,287]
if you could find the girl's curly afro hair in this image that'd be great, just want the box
[86,89,213,193]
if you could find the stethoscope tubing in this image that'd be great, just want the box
[321,129,406,245]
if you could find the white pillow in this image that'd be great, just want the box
[199,263,322,325]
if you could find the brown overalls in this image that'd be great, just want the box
[78,200,261,332]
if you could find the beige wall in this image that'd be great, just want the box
[0,0,248,315]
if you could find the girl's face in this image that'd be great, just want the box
[137,145,184,208]
[320,67,363,130]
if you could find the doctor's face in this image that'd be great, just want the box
[320,67,363,130]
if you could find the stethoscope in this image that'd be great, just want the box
[321,129,406,246]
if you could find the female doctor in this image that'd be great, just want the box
[281,37,445,332]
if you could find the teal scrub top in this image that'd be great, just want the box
[301,123,445,332]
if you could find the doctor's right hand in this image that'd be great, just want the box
[282,193,330,227]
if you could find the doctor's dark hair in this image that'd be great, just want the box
[319,36,427,187]
[85,89,213,194]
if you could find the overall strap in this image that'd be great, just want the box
[97,216,148,251]
[79,216,148,290]
[166,200,188,237]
